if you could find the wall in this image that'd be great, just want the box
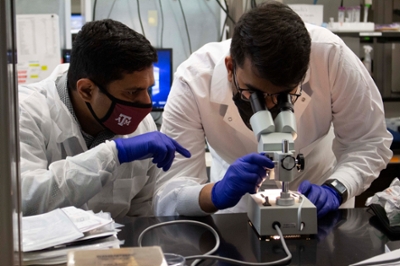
[93,0,222,73]
[283,0,362,23]
[71,0,80,13]
[16,0,70,49]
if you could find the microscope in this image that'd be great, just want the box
[247,91,317,237]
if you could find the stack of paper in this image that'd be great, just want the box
[22,207,122,265]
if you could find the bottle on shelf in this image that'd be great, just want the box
[363,45,373,75]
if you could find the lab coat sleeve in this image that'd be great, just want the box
[154,77,210,216]
[327,41,393,200]
[19,104,119,216]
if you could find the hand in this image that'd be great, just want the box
[298,180,341,218]
[211,153,274,210]
[114,131,191,171]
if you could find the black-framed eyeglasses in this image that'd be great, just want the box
[232,68,302,105]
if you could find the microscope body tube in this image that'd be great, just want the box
[249,91,298,184]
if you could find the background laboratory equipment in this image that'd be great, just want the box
[363,45,373,75]
[338,6,345,24]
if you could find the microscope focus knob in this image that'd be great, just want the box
[296,154,305,171]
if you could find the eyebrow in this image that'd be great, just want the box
[125,84,155,91]
[244,83,294,95]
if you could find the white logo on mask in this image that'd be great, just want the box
[115,114,132,126]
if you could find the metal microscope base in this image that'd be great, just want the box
[247,191,317,237]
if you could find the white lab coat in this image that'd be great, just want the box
[155,24,393,216]
[19,64,160,218]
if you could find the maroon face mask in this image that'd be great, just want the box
[86,84,152,135]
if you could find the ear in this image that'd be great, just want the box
[225,55,234,83]
[76,78,96,102]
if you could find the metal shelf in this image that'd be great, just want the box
[334,31,400,40]
[334,30,400,101]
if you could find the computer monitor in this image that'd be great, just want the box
[150,48,173,112]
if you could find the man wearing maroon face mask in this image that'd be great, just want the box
[18,19,190,218]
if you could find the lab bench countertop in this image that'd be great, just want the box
[116,208,400,266]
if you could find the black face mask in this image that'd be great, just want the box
[232,92,254,130]
[232,92,282,131]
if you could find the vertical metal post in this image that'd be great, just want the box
[226,0,245,39]
[81,0,93,23]
[373,0,395,99]
[64,0,72,49]
[0,0,22,265]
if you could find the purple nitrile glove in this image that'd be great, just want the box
[211,153,274,210]
[298,180,341,218]
[114,131,191,171]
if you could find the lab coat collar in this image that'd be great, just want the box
[209,51,233,105]
[52,85,87,147]
[208,56,254,141]
[46,65,88,149]
[294,68,312,119]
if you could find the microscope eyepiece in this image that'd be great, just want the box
[249,90,266,113]
[277,93,294,112]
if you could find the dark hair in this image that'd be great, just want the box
[68,19,157,90]
[230,1,311,89]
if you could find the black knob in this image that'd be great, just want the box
[296,153,305,171]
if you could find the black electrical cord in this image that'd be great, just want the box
[158,0,164,48]
[93,0,98,20]
[107,0,117,18]
[136,0,146,37]
[215,0,236,25]
[178,0,192,54]
[219,0,229,41]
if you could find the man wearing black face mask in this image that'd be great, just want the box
[18,19,191,218]
[154,1,392,218]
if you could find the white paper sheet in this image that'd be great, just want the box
[22,209,83,252]
[61,206,113,233]
[288,4,324,26]
[350,248,400,265]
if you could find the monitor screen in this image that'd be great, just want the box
[71,13,83,34]
[150,48,173,111]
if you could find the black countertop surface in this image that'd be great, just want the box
[116,208,400,266]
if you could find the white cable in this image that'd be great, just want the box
[291,191,305,232]
[138,220,292,266]
[138,220,219,266]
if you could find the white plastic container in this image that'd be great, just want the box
[363,45,373,75]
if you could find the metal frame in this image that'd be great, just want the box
[0,0,21,265]
[373,0,400,100]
